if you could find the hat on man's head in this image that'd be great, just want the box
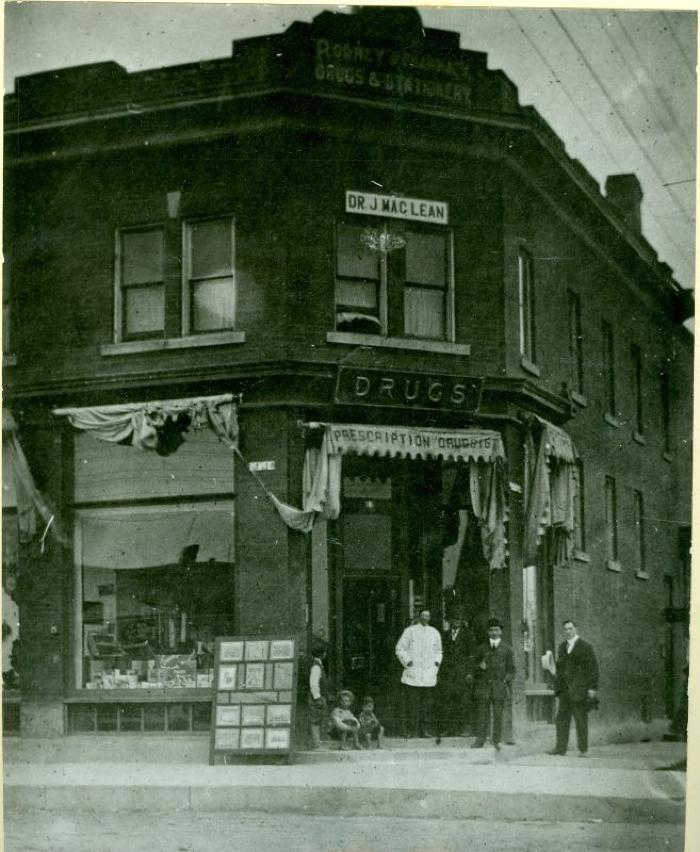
[487,617,503,629]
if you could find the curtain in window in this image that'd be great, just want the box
[404,287,444,338]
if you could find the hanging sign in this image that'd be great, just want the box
[345,190,448,225]
[209,635,298,764]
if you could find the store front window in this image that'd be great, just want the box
[75,501,235,691]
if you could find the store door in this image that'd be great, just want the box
[341,575,401,726]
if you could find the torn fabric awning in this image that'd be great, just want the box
[53,394,238,455]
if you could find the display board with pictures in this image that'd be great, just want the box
[209,636,298,764]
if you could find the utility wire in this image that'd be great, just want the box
[603,11,696,173]
[660,11,696,76]
[551,10,695,233]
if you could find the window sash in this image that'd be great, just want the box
[573,460,586,552]
[568,291,583,394]
[631,345,643,434]
[660,371,672,453]
[518,249,535,360]
[116,227,166,342]
[633,491,645,573]
[602,322,616,415]
[182,217,235,336]
[334,220,454,341]
[604,476,618,561]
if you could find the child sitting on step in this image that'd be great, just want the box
[330,689,362,750]
[358,695,385,749]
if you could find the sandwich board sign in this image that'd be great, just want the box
[209,635,298,764]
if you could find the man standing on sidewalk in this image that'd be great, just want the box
[471,617,515,750]
[395,609,442,738]
[548,619,599,757]
[435,610,474,740]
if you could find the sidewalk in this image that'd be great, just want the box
[3,737,687,823]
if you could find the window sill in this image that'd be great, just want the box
[633,431,646,445]
[604,413,621,428]
[606,560,622,573]
[662,451,673,463]
[520,356,540,377]
[326,331,471,356]
[3,353,17,366]
[101,331,246,356]
[573,550,591,563]
[570,390,587,407]
[635,571,650,581]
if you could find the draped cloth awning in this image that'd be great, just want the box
[53,394,238,455]
[523,417,578,567]
[2,409,66,546]
[280,423,508,570]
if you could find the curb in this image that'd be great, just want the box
[4,783,685,823]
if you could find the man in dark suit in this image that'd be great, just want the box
[436,612,474,740]
[548,619,599,757]
[471,617,515,750]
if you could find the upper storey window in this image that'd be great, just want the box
[183,218,235,335]
[334,221,453,342]
[118,228,165,340]
[518,247,535,364]
[114,216,235,344]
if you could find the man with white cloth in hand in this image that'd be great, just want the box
[395,609,443,738]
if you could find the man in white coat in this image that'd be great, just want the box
[395,609,443,738]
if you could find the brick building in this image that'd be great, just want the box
[3,7,692,742]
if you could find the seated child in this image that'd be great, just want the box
[330,689,361,750]
[358,695,384,749]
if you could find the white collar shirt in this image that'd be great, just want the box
[566,636,578,654]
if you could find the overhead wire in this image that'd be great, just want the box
[550,9,694,231]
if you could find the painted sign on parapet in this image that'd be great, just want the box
[345,191,448,225]
[210,635,298,765]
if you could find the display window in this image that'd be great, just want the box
[74,501,235,691]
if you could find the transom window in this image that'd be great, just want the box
[334,220,453,341]
[115,216,235,342]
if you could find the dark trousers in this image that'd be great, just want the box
[437,680,468,735]
[555,693,589,753]
[475,693,505,745]
[402,684,434,736]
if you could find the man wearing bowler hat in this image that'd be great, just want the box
[471,616,515,750]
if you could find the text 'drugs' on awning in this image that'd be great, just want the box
[324,424,504,463]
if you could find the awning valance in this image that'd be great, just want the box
[318,423,505,463]
[54,394,238,455]
[524,417,578,566]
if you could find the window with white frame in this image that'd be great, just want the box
[334,220,453,341]
[114,216,235,342]
[183,218,235,334]
[117,227,166,340]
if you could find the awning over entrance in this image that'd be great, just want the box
[53,394,238,455]
[323,423,505,463]
[286,423,508,569]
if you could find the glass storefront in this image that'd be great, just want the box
[74,502,235,691]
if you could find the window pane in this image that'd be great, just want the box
[122,230,163,285]
[118,704,142,732]
[144,704,166,731]
[405,232,445,287]
[125,285,164,336]
[337,224,379,280]
[167,703,190,731]
[77,504,234,691]
[192,278,235,332]
[190,220,233,279]
[404,286,445,339]
[335,278,378,310]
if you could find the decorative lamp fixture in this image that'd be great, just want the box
[360,224,406,254]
